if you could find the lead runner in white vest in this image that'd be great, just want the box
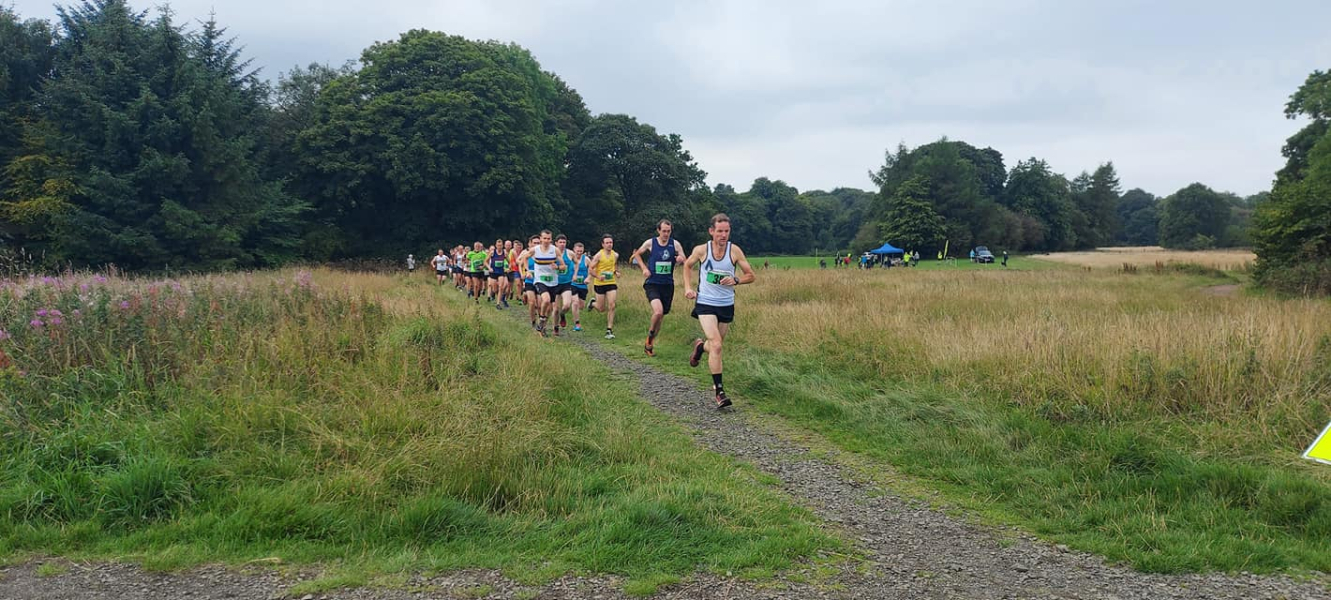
[683,213,757,409]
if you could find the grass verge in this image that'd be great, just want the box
[0,269,836,593]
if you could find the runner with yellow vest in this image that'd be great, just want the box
[585,233,621,340]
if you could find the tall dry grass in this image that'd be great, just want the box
[1036,247,1257,271]
[727,268,1330,443]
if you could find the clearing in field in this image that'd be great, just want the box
[1036,246,1257,271]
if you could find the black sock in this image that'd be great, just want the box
[648,329,657,342]
[712,373,723,390]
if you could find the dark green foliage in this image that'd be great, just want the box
[561,113,708,248]
[1003,158,1078,251]
[871,140,1007,253]
[295,31,591,257]
[1159,183,1230,250]
[1116,189,1159,246]
[1,1,303,270]
[1255,68,1331,295]
[877,175,946,252]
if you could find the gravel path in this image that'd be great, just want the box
[4,308,1327,599]
[556,332,1330,600]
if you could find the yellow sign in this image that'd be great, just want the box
[1306,422,1331,465]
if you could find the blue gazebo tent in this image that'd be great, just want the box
[869,242,905,255]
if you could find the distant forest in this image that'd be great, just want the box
[1,2,1326,292]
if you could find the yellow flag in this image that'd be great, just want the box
[1306,421,1331,465]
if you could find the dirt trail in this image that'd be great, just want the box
[557,332,1329,600]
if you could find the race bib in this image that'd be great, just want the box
[540,274,554,283]
[706,271,729,285]
[654,261,673,275]
[471,260,483,270]
[601,271,613,281]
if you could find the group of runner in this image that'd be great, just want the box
[414,214,755,409]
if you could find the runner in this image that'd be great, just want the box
[521,236,538,328]
[488,239,509,309]
[466,242,488,303]
[452,246,466,289]
[553,235,576,335]
[507,239,523,303]
[519,230,567,337]
[407,253,416,275]
[568,242,590,332]
[586,233,621,340]
[630,219,686,357]
[430,249,448,285]
[683,213,756,409]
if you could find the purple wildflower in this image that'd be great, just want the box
[36,309,48,317]
[30,319,43,328]
[80,284,90,292]
[49,309,62,317]
[72,309,81,317]
[120,301,130,309]
[50,317,63,326]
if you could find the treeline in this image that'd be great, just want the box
[857,139,1264,257]
[1,2,1325,294]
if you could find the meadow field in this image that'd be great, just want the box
[2,260,1328,587]
[594,264,1331,574]
[1034,247,1257,271]
[0,270,832,593]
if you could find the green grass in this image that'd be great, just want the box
[578,270,1331,577]
[750,255,1067,271]
[0,270,836,593]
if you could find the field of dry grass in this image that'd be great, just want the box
[1035,247,1256,271]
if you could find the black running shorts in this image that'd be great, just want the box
[572,286,588,300]
[643,283,674,315]
[691,302,735,324]
[593,284,618,294]
[534,283,557,299]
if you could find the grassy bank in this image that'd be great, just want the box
[0,270,834,592]
[584,267,1331,574]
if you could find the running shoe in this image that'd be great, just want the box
[560,314,567,329]
[573,324,582,332]
[644,339,655,357]
[714,390,732,409]
[605,331,616,340]
[689,338,705,367]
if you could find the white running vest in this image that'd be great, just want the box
[532,244,560,284]
[697,242,735,307]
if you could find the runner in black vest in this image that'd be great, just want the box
[630,219,686,357]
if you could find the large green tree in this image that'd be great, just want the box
[1070,162,1121,248]
[3,1,302,269]
[1003,158,1078,251]
[562,113,708,248]
[1254,69,1331,294]
[296,30,587,256]
[878,175,946,253]
[1158,183,1229,250]
[1116,188,1159,246]
[0,9,54,206]
[870,139,1006,251]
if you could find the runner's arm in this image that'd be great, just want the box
[730,245,757,286]
[630,240,652,277]
[682,245,704,299]
[674,240,686,265]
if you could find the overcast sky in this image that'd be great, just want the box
[12,0,1331,196]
